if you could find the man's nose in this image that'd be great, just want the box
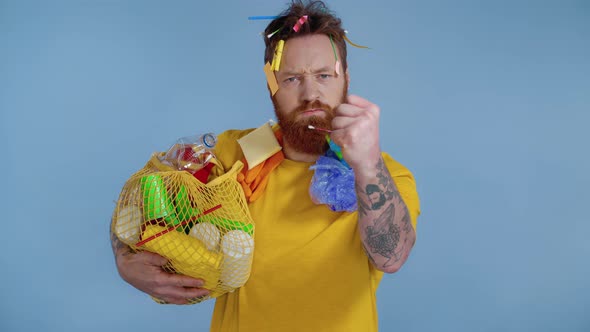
[300,77,320,103]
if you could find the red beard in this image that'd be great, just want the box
[273,99,335,155]
[273,81,348,155]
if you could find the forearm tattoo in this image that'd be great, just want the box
[110,221,132,261]
[357,158,412,267]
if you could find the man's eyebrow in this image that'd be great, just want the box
[313,66,333,73]
[280,70,301,77]
[280,67,333,76]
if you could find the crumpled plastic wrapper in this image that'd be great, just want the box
[309,156,357,212]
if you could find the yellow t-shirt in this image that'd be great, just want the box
[210,129,420,332]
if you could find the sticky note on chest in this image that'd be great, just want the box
[237,123,282,169]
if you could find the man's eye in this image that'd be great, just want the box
[318,74,331,80]
[285,77,298,83]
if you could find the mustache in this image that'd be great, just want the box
[294,100,334,114]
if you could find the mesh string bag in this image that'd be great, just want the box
[112,153,255,304]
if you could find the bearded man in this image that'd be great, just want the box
[111,1,420,331]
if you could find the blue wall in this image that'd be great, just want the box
[1,1,588,331]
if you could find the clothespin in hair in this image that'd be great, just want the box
[271,40,285,71]
[293,15,308,32]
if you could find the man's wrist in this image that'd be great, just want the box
[352,155,382,179]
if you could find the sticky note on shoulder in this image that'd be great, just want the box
[237,123,282,169]
[263,62,279,96]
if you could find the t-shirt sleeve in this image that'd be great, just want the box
[381,152,421,231]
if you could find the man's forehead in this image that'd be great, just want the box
[280,34,336,71]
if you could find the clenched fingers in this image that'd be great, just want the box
[152,273,210,304]
[155,285,211,305]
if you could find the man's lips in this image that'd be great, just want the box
[300,108,325,116]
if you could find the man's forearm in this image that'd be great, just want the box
[355,157,415,273]
[110,220,133,262]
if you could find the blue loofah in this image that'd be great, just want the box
[309,155,357,212]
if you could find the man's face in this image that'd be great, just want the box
[272,34,349,155]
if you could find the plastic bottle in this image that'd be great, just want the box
[161,133,217,174]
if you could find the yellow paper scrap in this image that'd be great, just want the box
[237,122,282,169]
[263,62,279,96]
[271,40,285,71]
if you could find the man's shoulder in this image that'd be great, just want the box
[380,151,413,176]
[218,128,256,141]
[381,151,420,228]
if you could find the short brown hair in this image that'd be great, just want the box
[263,1,348,72]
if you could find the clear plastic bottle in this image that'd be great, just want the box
[161,133,217,174]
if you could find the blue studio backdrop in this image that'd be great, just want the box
[1,1,589,331]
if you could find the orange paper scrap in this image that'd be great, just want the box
[264,62,279,96]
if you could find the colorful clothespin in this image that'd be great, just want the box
[271,40,285,71]
[293,15,308,32]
